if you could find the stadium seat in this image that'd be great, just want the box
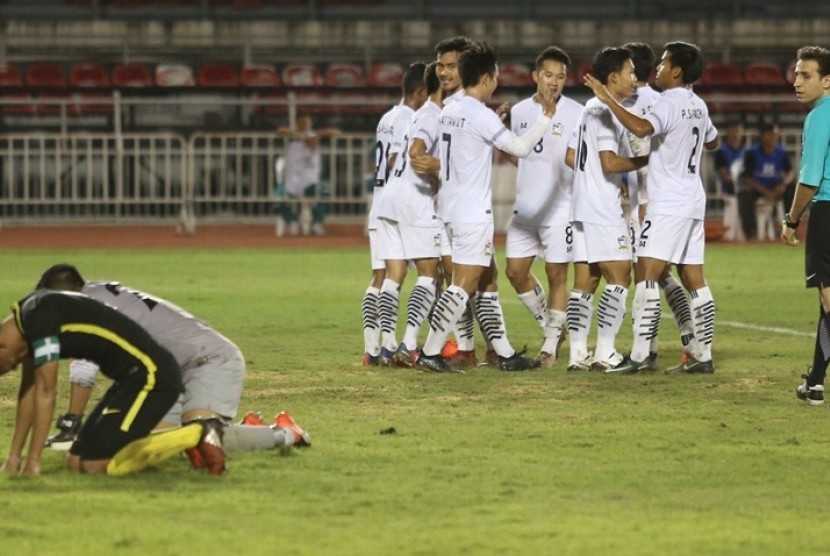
[576,62,593,84]
[255,92,289,114]
[155,63,195,87]
[1,93,36,115]
[367,62,403,88]
[744,63,787,86]
[282,64,324,87]
[324,63,366,88]
[197,63,240,88]
[69,63,110,88]
[296,90,334,114]
[0,63,23,87]
[36,92,76,116]
[497,62,533,87]
[335,91,372,113]
[785,60,797,84]
[26,63,67,88]
[700,62,743,86]
[78,92,114,115]
[112,64,153,88]
[240,64,280,87]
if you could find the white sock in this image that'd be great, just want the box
[475,292,514,358]
[517,282,547,330]
[631,281,661,363]
[378,278,400,351]
[540,308,566,356]
[595,285,628,361]
[454,302,476,352]
[422,285,470,356]
[566,291,593,362]
[660,273,696,355]
[362,286,380,356]
[690,286,715,362]
[401,276,437,350]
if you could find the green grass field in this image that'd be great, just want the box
[1,244,829,555]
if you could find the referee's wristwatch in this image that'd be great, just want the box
[783,213,799,230]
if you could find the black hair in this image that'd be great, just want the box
[37,263,85,291]
[759,123,778,135]
[797,45,830,77]
[434,36,473,56]
[458,41,498,89]
[663,41,704,84]
[402,62,427,97]
[622,42,655,82]
[535,46,571,71]
[424,61,441,96]
[592,46,633,85]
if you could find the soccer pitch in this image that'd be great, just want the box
[1,243,829,555]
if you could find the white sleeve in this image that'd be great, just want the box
[496,114,551,157]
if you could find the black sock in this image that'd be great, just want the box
[808,307,830,386]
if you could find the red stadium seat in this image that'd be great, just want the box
[69,63,110,88]
[240,64,280,87]
[282,64,324,87]
[497,62,533,87]
[112,64,153,88]
[254,92,289,115]
[744,63,787,86]
[700,62,743,86]
[785,60,797,84]
[78,92,114,115]
[368,62,403,88]
[0,63,23,87]
[576,62,593,84]
[197,63,240,88]
[36,92,76,116]
[155,63,195,87]
[296,90,334,114]
[325,63,366,88]
[1,93,36,115]
[26,63,67,88]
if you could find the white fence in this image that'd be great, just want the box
[0,127,805,230]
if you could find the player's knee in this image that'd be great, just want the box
[69,359,99,388]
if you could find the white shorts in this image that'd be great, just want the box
[163,348,246,424]
[505,220,573,264]
[637,214,705,265]
[445,221,495,267]
[439,225,452,257]
[572,221,632,264]
[378,218,441,261]
[629,219,640,263]
[367,227,385,271]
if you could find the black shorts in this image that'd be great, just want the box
[70,372,179,461]
[805,201,830,289]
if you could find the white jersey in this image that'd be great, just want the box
[437,95,515,224]
[643,87,718,220]
[511,94,583,227]
[82,281,239,372]
[378,100,441,227]
[569,97,630,226]
[369,104,411,228]
[283,134,321,196]
[621,85,661,215]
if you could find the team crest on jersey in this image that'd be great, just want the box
[433,233,442,248]
[483,242,493,257]
[552,122,564,137]
[618,235,630,251]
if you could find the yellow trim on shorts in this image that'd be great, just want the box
[60,323,157,432]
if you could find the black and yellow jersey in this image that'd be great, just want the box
[12,289,182,391]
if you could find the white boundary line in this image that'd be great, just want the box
[718,320,813,338]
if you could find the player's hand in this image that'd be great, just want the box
[411,154,439,174]
[629,133,649,157]
[21,458,41,477]
[494,102,511,122]
[537,89,556,118]
[781,226,799,246]
[583,74,613,105]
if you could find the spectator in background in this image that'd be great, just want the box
[714,118,746,241]
[275,114,340,237]
[739,123,795,240]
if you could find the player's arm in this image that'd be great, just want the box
[583,74,653,138]
[565,147,575,169]
[599,150,648,174]
[23,360,59,476]
[3,356,35,473]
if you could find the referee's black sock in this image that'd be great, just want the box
[808,306,830,386]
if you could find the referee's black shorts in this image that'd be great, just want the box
[805,201,830,289]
